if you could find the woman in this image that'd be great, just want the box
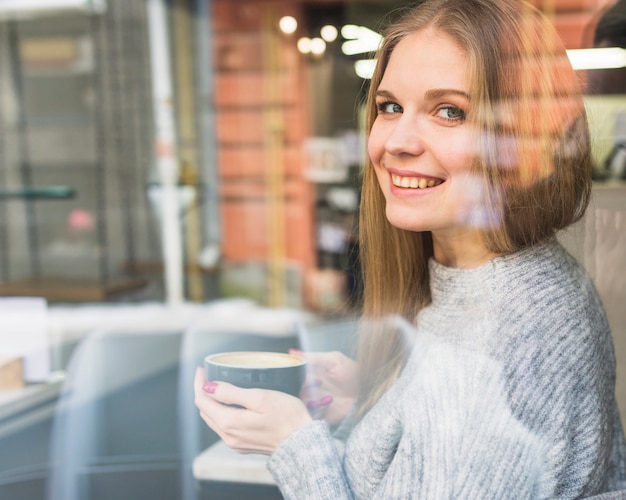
[194,0,626,497]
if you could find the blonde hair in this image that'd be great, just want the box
[357,0,593,415]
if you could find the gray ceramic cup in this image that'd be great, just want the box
[204,351,306,397]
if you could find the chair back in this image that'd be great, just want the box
[48,329,182,500]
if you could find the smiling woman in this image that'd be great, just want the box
[357,0,596,412]
[368,27,478,243]
[194,1,626,498]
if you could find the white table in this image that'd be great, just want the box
[192,441,282,499]
[193,440,275,485]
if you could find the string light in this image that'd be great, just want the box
[278,15,298,35]
[320,25,338,43]
[310,37,326,56]
[297,37,312,54]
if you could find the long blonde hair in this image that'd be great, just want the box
[357,0,593,414]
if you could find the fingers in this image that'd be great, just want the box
[194,367,278,413]
[194,367,225,413]
[212,384,267,410]
[300,376,322,397]
[306,395,333,411]
[193,366,314,454]
[306,395,334,420]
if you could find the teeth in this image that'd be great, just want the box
[391,174,441,189]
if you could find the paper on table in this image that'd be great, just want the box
[0,297,50,383]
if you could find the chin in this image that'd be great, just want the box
[384,207,426,233]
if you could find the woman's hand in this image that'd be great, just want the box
[193,367,313,455]
[294,350,359,425]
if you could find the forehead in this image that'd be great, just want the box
[381,27,470,91]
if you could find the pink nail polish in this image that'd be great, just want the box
[203,381,218,394]
[306,395,333,410]
[319,395,333,406]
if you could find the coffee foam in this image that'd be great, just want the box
[208,351,304,368]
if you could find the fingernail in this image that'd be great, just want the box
[203,381,218,394]
[306,395,333,410]
[289,348,303,355]
[319,395,333,406]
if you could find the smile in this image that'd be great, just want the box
[391,174,443,189]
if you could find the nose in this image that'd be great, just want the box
[385,114,425,156]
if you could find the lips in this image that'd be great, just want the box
[390,173,443,189]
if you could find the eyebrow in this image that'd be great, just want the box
[375,88,471,101]
[425,88,471,101]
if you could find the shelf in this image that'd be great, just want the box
[27,163,96,170]
[0,186,75,200]
[0,276,148,302]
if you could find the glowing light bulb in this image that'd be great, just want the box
[354,59,377,79]
[310,37,326,55]
[341,25,383,56]
[566,47,626,70]
[297,37,312,54]
[279,16,297,35]
[341,24,360,40]
[320,25,338,43]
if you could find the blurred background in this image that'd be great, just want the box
[0,0,623,311]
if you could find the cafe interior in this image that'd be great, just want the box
[0,0,625,498]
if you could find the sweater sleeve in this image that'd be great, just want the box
[492,251,625,497]
[267,420,353,499]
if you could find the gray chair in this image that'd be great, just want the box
[295,317,359,357]
[47,329,183,500]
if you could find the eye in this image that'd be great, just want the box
[376,101,403,115]
[435,105,466,123]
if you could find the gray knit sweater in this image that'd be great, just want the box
[268,239,626,498]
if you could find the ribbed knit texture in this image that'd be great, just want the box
[267,239,626,498]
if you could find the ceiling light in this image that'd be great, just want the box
[278,15,297,35]
[354,59,376,79]
[297,37,312,54]
[566,47,626,71]
[341,24,361,40]
[310,37,326,56]
[341,25,382,56]
[320,25,338,43]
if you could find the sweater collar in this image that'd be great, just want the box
[427,238,558,310]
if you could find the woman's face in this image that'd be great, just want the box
[368,27,485,239]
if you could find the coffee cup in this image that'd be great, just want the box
[204,351,306,397]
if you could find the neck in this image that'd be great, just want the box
[431,229,499,268]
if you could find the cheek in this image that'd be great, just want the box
[373,164,388,192]
[367,124,384,164]
[439,131,480,172]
